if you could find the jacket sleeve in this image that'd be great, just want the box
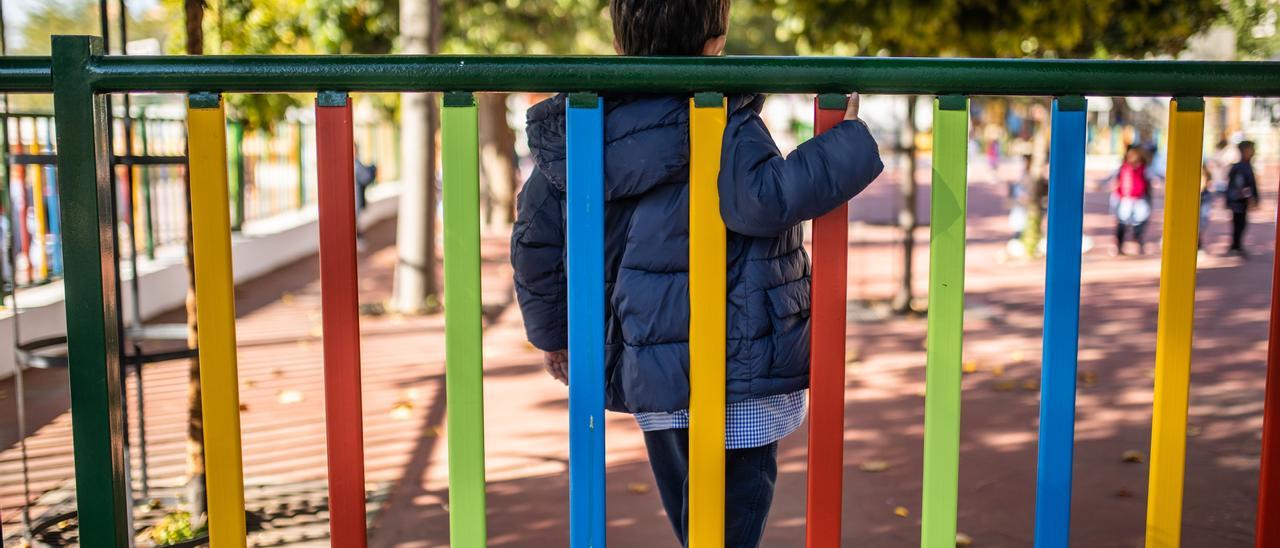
[718,113,884,237]
[1247,166,1260,201]
[511,168,568,352]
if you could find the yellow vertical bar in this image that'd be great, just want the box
[29,138,47,279]
[1145,97,1205,548]
[688,93,727,548]
[186,93,248,547]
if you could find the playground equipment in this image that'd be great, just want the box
[3,35,1280,547]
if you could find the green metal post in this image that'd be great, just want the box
[442,91,487,546]
[138,111,154,259]
[51,34,131,547]
[227,118,245,230]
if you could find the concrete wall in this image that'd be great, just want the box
[0,183,400,380]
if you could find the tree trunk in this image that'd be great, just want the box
[183,0,208,526]
[891,96,919,314]
[478,93,519,233]
[392,0,443,313]
[1020,101,1051,258]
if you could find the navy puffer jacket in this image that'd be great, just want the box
[512,93,882,414]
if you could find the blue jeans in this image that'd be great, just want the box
[642,429,778,547]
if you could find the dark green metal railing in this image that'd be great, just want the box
[7,52,1280,96]
[8,33,1280,548]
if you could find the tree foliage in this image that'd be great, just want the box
[1222,0,1280,60]
[770,0,1223,58]
[441,0,611,54]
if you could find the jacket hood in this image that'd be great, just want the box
[525,93,762,202]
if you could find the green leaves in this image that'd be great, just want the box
[765,0,1225,59]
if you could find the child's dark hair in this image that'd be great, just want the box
[1240,140,1256,153]
[610,0,730,56]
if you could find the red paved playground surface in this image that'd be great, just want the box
[2,160,1278,546]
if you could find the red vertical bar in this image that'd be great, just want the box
[315,92,368,547]
[807,94,849,547]
[1257,169,1280,548]
[14,136,30,283]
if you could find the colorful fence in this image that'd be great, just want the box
[5,35,1280,547]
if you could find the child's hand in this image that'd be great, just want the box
[844,93,861,122]
[543,349,568,385]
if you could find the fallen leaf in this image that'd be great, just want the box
[1021,380,1040,391]
[1121,450,1145,463]
[846,350,861,365]
[1079,371,1098,387]
[278,389,304,405]
[994,380,1017,392]
[391,401,414,420]
[1012,350,1026,362]
[956,532,974,546]
[239,403,250,412]
[962,360,979,374]
[1115,488,1134,498]
[1187,424,1202,437]
[280,292,295,305]
[627,482,651,494]
[989,364,1005,377]
[893,506,909,518]
[859,460,889,473]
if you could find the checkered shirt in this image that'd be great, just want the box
[634,390,807,450]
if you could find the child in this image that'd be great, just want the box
[1226,140,1260,257]
[510,1,883,545]
[1200,139,1233,250]
[1110,145,1152,255]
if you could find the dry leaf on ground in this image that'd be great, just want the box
[1121,450,1145,463]
[391,401,414,420]
[859,460,889,473]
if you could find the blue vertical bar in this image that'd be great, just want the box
[567,92,606,548]
[1033,96,1087,548]
[44,124,62,277]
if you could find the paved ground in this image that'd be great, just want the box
[1,159,1278,547]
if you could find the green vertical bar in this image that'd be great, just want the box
[442,91,487,545]
[227,119,244,230]
[920,95,969,548]
[52,35,131,547]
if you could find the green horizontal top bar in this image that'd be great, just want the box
[10,48,1280,97]
[85,54,1280,97]
[0,57,55,92]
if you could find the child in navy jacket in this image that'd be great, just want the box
[511,1,883,545]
